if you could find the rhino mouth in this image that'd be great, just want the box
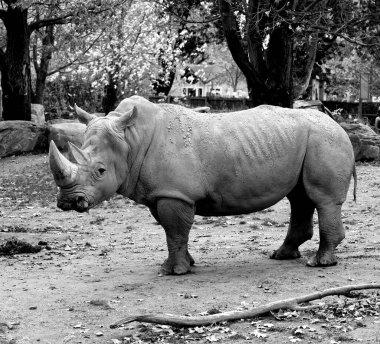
[57,193,93,213]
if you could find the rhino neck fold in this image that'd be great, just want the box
[116,119,156,201]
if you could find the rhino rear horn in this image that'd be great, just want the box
[68,142,91,165]
[74,104,96,125]
[114,106,138,131]
[49,140,78,187]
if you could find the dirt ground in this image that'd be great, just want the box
[0,153,379,344]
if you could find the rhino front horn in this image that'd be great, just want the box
[49,140,78,187]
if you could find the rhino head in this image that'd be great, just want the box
[49,104,138,213]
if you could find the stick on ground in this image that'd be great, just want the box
[110,283,380,328]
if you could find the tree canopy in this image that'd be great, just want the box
[1,0,380,120]
[0,0,128,120]
[158,0,380,107]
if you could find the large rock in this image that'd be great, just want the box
[294,100,335,119]
[340,122,380,161]
[340,122,379,137]
[0,121,47,158]
[193,106,210,113]
[294,100,324,111]
[31,104,45,125]
[47,121,86,151]
[358,144,380,161]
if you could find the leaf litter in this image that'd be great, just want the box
[111,290,380,343]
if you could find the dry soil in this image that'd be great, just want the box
[0,154,379,344]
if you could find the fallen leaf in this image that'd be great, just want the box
[206,334,220,342]
[252,329,268,338]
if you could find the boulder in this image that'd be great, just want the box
[0,121,47,158]
[294,100,324,111]
[294,99,336,119]
[359,145,380,161]
[48,118,80,125]
[47,121,86,151]
[340,122,379,137]
[193,106,210,113]
[341,122,380,161]
[347,134,361,158]
[31,104,45,125]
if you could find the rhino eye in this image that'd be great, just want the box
[98,167,106,175]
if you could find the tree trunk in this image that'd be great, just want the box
[1,7,32,121]
[218,0,297,108]
[265,25,294,107]
[163,69,176,96]
[101,7,126,114]
[102,73,118,114]
[293,36,318,99]
[242,24,294,107]
[33,25,54,105]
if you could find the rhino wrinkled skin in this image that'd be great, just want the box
[49,95,356,275]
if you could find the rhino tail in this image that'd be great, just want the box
[352,164,357,202]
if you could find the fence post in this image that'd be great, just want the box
[0,72,2,120]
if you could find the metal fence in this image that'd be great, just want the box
[323,101,380,116]
[149,96,380,117]
[149,96,253,111]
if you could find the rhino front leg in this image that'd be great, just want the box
[307,204,345,267]
[154,198,195,275]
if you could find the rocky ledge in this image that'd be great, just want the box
[340,122,380,161]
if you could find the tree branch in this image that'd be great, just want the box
[32,42,39,74]
[246,0,266,81]
[293,34,318,98]
[154,0,219,24]
[0,47,6,69]
[29,14,72,32]
[29,3,118,33]
[110,283,380,328]
[303,0,325,12]
[0,8,6,21]
[47,30,104,76]
[218,0,263,87]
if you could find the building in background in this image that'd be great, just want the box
[170,64,248,99]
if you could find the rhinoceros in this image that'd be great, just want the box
[49,96,356,275]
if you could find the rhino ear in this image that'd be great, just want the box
[114,106,138,131]
[74,104,96,125]
[67,142,91,165]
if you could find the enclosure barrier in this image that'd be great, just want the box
[148,96,380,123]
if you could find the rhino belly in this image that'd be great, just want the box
[195,160,302,216]
[195,194,287,216]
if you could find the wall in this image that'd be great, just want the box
[150,96,380,116]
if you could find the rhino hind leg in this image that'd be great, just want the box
[271,184,315,260]
[306,205,345,267]
[301,141,351,267]
[155,198,195,275]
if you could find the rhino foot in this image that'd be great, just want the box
[160,256,192,275]
[306,252,338,267]
[270,246,301,260]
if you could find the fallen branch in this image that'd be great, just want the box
[110,283,380,328]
